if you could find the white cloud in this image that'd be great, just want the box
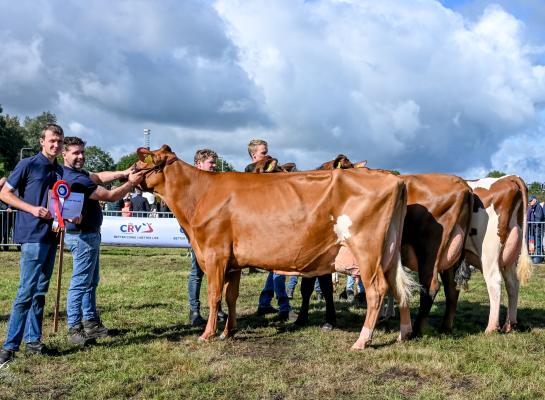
[0,0,544,182]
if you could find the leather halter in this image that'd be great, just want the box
[132,156,178,177]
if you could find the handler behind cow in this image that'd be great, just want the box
[134,144,415,349]
[187,148,227,327]
[245,139,296,321]
[61,136,144,345]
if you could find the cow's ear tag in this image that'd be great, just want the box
[266,163,275,172]
[335,161,342,169]
[144,154,154,164]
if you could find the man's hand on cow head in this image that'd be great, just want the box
[129,170,146,186]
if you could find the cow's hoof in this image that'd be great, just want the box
[197,336,209,343]
[438,325,453,335]
[485,326,500,335]
[408,331,421,340]
[321,323,334,332]
[219,329,238,340]
[350,339,370,351]
[293,317,309,327]
[501,322,517,334]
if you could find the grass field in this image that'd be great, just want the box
[1,246,544,399]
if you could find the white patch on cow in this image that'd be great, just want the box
[467,175,515,190]
[334,215,352,243]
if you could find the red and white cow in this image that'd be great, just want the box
[465,175,532,333]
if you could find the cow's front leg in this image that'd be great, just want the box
[199,262,226,342]
[220,270,241,340]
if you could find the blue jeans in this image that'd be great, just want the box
[346,275,365,293]
[3,242,57,350]
[188,249,204,313]
[65,232,101,328]
[287,276,321,293]
[258,272,290,313]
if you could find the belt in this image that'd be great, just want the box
[65,229,100,235]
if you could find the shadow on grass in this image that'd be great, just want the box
[81,297,545,350]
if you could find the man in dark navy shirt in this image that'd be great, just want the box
[61,136,144,345]
[130,188,150,217]
[0,124,64,367]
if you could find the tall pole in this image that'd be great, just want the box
[53,229,65,333]
[144,129,151,150]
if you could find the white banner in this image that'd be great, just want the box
[101,216,190,248]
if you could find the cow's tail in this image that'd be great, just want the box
[514,176,533,284]
[395,258,419,308]
[390,183,419,307]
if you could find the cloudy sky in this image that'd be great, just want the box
[1,0,544,181]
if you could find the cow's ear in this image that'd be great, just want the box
[264,158,278,172]
[281,162,297,172]
[160,144,172,153]
[334,154,348,169]
[137,147,155,164]
[354,160,367,168]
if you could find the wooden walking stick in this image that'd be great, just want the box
[50,180,71,333]
[53,229,65,333]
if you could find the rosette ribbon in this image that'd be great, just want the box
[51,180,71,229]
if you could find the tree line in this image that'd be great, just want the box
[0,105,235,176]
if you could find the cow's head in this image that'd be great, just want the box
[135,145,178,192]
[247,155,282,173]
[317,155,367,170]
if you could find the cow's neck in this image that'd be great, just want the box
[157,160,212,235]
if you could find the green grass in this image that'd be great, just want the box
[1,247,545,399]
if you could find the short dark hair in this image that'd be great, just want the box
[40,124,64,139]
[63,136,86,151]
[194,149,218,165]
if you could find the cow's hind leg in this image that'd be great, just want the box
[439,267,460,333]
[482,260,502,334]
[294,277,315,327]
[220,270,241,340]
[351,269,388,350]
[501,263,520,333]
[317,274,336,331]
[412,267,440,338]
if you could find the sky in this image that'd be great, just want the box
[1,0,544,181]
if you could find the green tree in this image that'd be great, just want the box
[23,111,57,150]
[85,146,115,172]
[116,153,139,171]
[217,157,236,172]
[0,106,27,175]
[528,182,545,200]
[486,170,506,178]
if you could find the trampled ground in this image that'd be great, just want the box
[1,247,544,399]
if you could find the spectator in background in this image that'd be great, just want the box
[158,199,170,218]
[528,195,544,263]
[105,184,124,215]
[130,188,150,217]
[121,197,132,217]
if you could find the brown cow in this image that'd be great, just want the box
[134,145,416,349]
[465,176,532,333]
[309,155,473,336]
